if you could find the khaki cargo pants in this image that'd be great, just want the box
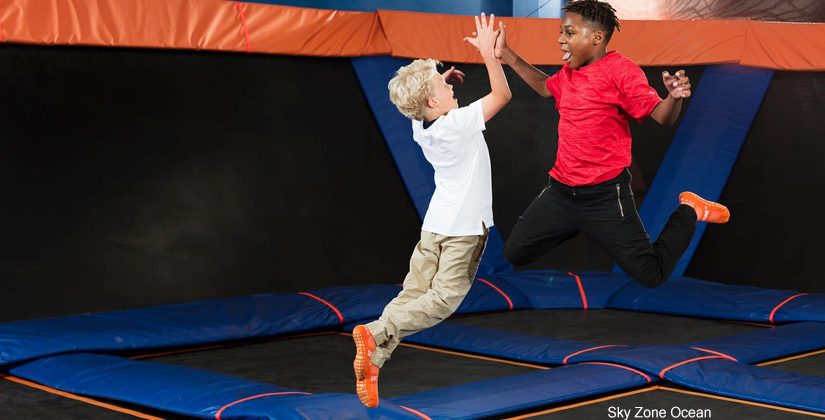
[366,228,489,368]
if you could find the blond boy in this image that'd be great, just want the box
[351,13,511,408]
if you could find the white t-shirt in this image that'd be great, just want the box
[411,100,493,236]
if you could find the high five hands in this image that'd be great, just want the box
[463,13,503,58]
[663,70,691,99]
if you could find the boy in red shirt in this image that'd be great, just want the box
[497,0,729,288]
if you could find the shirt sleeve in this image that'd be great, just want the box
[614,59,663,122]
[443,99,486,136]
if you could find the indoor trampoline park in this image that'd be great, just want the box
[1,0,825,419]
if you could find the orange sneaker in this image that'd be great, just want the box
[353,325,380,408]
[679,192,730,223]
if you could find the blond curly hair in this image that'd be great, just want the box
[388,59,441,121]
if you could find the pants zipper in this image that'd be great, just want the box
[616,183,624,217]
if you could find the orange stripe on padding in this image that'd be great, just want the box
[3,375,168,420]
[690,347,737,361]
[215,392,311,420]
[658,356,725,379]
[477,278,513,310]
[769,293,807,323]
[235,2,251,53]
[563,345,625,364]
[567,272,588,310]
[299,292,344,323]
[581,362,651,383]
[400,405,433,420]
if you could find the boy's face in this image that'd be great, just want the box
[430,73,458,112]
[558,12,603,69]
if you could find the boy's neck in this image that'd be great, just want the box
[424,109,449,123]
[581,48,609,68]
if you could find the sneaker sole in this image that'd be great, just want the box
[353,327,368,381]
[356,378,378,408]
[681,192,730,223]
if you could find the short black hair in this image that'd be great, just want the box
[562,0,621,42]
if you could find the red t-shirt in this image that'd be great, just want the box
[545,51,662,186]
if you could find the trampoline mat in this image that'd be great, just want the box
[448,309,765,345]
[140,332,540,397]
[0,376,196,420]
[762,350,825,377]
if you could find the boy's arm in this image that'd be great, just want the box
[495,23,552,99]
[464,14,512,122]
[650,70,691,126]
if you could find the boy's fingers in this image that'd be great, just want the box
[490,14,495,28]
[474,15,481,31]
[480,12,486,29]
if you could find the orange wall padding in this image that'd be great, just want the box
[0,0,823,70]
[0,0,389,56]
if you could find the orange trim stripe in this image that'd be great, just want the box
[215,392,311,420]
[338,332,549,369]
[658,355,724,378]
[758,348,825,367]
[563,345,625,364]
[400,405,433,420]
[477,278,513,310]
[299,292,344,323]
[769,293,808,323]
[725,319,773,328]
[3,375,168,420]
[691,347,737,361]
[235,2,251,53]
[581,362,651,383]
[568,272,588,310]
[501,386,659,420]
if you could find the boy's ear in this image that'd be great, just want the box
[593,30,605,46]
[426,97,438,109]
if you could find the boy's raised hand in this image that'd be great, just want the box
[494,21,507,59]
[663,70,691,99]
[442,66,465,84]
[463,13,499,58]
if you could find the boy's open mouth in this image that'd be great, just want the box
[562,51,571,61]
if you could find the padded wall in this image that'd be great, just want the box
[687,71,825,293]
[0,45,420,322]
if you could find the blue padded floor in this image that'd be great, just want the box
[3,273,825,419]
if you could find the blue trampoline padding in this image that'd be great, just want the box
[492,271,633,309]
[623,64,774,276]
[389,363,655,420]
[688,322,825,364]
[0,293,344,368]
[455,275,532,313]
[0,279,528,369]
[609,276,825,323]
[401,321,597,365]
[663,358,825,415]
[300,284,403,322]
[350,56,514,277]
[10,353,420,420]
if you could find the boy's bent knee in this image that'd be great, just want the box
[502,245,531,266]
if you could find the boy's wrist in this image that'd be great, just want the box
[499,46,516,62]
